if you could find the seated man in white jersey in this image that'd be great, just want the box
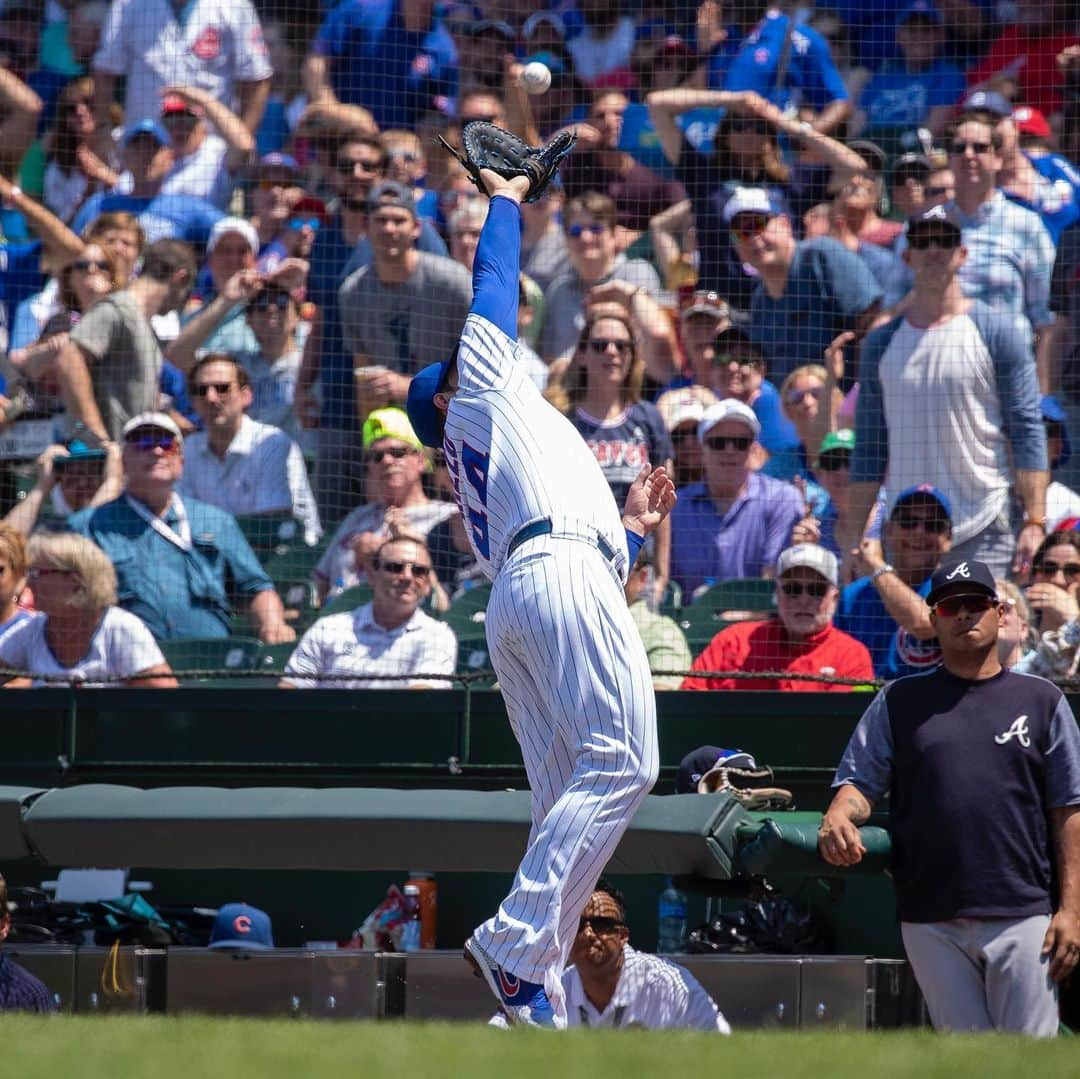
[563,879,730,1032]
[406,165,677,1028]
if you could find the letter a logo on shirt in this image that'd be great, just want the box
[994,715,1031,748]
[945,562,971,581]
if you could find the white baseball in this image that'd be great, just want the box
[520,61,552,96]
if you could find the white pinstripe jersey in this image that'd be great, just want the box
[563,946,731,1032]
[443,314,627,582]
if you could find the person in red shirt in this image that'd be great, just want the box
[681,543,874,691]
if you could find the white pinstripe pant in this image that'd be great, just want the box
[472,532,660,1023]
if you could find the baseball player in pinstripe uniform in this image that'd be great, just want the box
[406,169,675,1028]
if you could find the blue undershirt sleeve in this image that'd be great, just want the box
[469,194,521,340]
[625,529,645,568]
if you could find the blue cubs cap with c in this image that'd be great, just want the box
[207,902,274,950]
[892,483,952,521]
[406,360,453,448]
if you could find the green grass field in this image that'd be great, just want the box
[6,1018,1079,1078]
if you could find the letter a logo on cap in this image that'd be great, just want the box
[945,561,970,580]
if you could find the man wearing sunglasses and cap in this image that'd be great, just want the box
[821,556,1080,1035]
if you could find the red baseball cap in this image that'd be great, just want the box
[160,93,204,119]
[1012,106,1050,139]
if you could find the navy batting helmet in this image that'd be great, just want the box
[406,359,452,448]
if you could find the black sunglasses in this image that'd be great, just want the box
[705,435,752,452]
[950,140,993,156]
[250,291,292,312]
[892,513,950,534]
[72,259,109,273]
[908,231,960,251]
[124,431,179,452]
[578,915,624,935]
[376,558,431,581]
[817,451,851,472]
[336,157,382,174]
[1034,559,1080,578]
[587,337,632,355]
[193,381,236,397]
[368,446,413,463]
[780,580,829,598]
[933,594,995,617]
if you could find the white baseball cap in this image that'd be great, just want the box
[723,187,785,224]
[122,411,184,444]
[207,216,259,257]
[777,543,838,586]
[698,398,761,444]
[656,386,717,433]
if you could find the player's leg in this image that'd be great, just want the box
[473,541,659,998]
[901,920,994,1031]
[981,914,1059,1036]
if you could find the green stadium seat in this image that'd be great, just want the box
[677,605,728,654]
[690,577,777,617]
[318,584,374,618]
[262,537,329,583]
[253,642,297,676]
[659,579,683,617]
[159,637,261,685]
[234,513,305,559]
[455,633,494,687]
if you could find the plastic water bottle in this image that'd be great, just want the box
[400,884,422,952]
[657,878,687,954]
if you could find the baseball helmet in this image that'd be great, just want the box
[406,360,453,448]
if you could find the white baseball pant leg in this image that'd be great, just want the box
[472,535,659,1017]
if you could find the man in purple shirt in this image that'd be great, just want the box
[670,399,805,596]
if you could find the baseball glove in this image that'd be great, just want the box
[698,762,794,811]
[437,121,577,203]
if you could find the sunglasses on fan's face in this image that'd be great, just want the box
[250,291,293,313]
[566,222,607,239]
[367,446,413,464]
[124,431,179,453]
[704,435,752,452]
[1034,559,1080,579]
[577,915,624,936]
[587,337,632,355]
[933,594,995,617]
[730,213,771,242]
[780,580,829,599]
[816,451,850,472]
[950,139,993,157]
[891,512,950,534]
[72,259,109,274]
[908,230,960,251]
[376,558,431,581]
[193,381,236,398]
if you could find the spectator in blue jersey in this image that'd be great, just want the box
[852,2,965,150]
[821,555,1080,1035]
[548,309,674,603]
[1015,107,1080,212]
[849,206,1048,581]
[715,2,851,135]
[71,120,224,246]
[0,873,55,1012]
[728,187,882,386]
[302,0,457,132]
[836,484,953,679]
[647,86,869,307]
[791,428,857,561]
[0,173,85,360]
[670,398,804,596]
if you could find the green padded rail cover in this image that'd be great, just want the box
[22,787,756,877]
[0,787,47,860]
[734,813,892,877]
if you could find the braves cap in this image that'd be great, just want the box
[926,557,997,606]
[777,543,838,586]
[362,407,422,452]
[698,398,761,443]
[1013,106,1051,139]
[407,360,453,448]
[906,203,961,241]
[675,746,760,794]
[962,90,1012,118]
[892,482,952,520]
[208,902,274,950]
[723,187,785,224]
[122,411,184,444]
[121,119,170,147]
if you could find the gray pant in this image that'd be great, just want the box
[948,508,1016,579]
[901,915,1058,1036]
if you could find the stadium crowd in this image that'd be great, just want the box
[0,0,1079,689]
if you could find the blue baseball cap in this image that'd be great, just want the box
[926,557,997,606]
[406,359,453,448]
[892,483,952,520]
[207,902,274,950]
[897,0,942,25]
[962,90,1012,118]
[723,187,785,224]
[122,119,171,147]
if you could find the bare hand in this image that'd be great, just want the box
[351,530,384,571]
[1024,581,1079,632]
[477,168,531,203]
[586,279,638,310]
[696,1,727,51]
[824,331,855,385]
[268,258,309,293]
[622,464,677,537]
[258,621,296,645]
[792,515,821,546]
[162,84,209,108]
[1012,523,1045,577]
[1041,908,1080,982]
[384,506,423,542]
[853,537,887,577]
[222,268,263,305]
[36,443,70,486]
[357,367,410,404]
[818,810,867,867]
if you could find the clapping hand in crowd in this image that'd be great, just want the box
[1024,579,1080,633]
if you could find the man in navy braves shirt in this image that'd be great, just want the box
[819,556,1080,1035]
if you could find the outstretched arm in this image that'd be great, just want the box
[468,171,532,338]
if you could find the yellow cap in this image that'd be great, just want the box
[362,407,422,451]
